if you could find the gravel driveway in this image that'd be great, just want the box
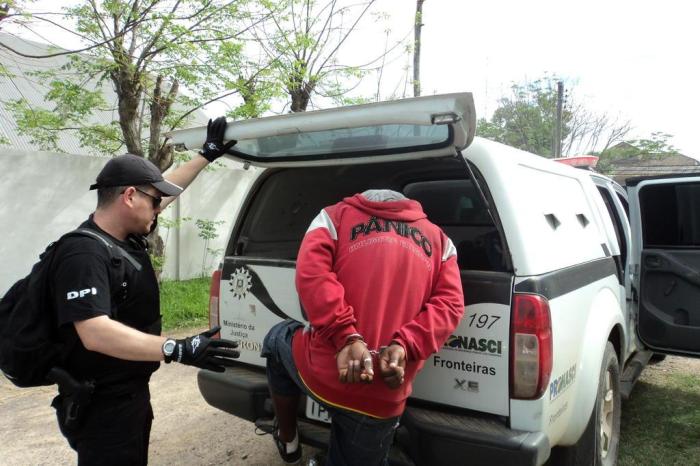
[0,334,319,466]
[1,353,697,465]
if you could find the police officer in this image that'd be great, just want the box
[50,117,238,465]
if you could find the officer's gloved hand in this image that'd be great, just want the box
[199,116,237,162]
[171,326,239,372]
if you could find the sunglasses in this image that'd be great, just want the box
[132,188,163,209]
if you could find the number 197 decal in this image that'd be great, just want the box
[467,313,501,329]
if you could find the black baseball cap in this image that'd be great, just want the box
[89,154,183,196]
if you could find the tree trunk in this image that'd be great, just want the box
[413,0,424,97]
[148,228,165,283]
[148,76,179,171]
[290,88,311,112]
[153,144,174,173]
[111,49,144,157]
[288,77,315,112]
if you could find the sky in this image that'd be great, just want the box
[404,0,700,158]
[4,0,699,160]
[365,0,700,159]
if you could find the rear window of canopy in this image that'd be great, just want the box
[230,123,451,161]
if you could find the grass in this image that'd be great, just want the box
[618,364,700,466]
[159,277,211,331]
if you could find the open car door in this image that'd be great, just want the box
[165,93,475,167]
[627,174,700,357]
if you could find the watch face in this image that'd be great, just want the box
[163,340,176,356]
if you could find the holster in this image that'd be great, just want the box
[49,367,95,431]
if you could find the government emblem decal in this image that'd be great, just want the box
[229,267,253,299]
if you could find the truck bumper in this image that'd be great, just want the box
[399,405,549,466]
[198,367,550,466]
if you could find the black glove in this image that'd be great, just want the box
[199,116,237,162]
[170,326,239,372]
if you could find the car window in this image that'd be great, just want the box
[597,186,627,278]
[403,179,508,272]
[616,192,629,219]
[232,124,451,160]
[640,182,700,248]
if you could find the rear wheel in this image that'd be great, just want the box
[551,342,621,466]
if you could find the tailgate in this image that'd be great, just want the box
[218,258,512,417]
[411,274,512,416]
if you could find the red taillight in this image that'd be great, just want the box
[209,267,222,336]
[510,294,552,400]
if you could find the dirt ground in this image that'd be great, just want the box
[0,360,325,466]
[1,354,697,465]
[634,353,700,384]
[0,327,319,466]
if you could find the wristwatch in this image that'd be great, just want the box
[162,339,177,363]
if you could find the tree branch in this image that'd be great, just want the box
[315,0,375,73]
[167,55,280,131]
[88,0,113,46]
[135,0,182,71]
[305,0,337,71]
[0,25,135,59]
[167,89,240,132]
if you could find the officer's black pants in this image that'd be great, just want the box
[53,384,153,466]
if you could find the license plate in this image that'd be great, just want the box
[305,397,331,424]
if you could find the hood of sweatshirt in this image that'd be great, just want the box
[343,190,427,222]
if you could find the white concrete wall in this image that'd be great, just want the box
[0,149,258,295]
[160,159,258,281]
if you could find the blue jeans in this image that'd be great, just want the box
[262,319,400,466]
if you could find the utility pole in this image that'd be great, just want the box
[413,0,425,97]
[553,80,564,157]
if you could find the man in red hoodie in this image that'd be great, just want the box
[261,189,464,466]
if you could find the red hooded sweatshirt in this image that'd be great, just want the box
[292,190,464,419]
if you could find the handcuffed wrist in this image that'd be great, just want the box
[344,333,364,345]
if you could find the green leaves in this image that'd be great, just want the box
[47,80,108,118]
[596,132,680,174]
[3,0,261,165]
[6,77,112,154]
[77,123,123,154]
[6,99,66,152]
[477,78,563,157]
[2,0,382,164]
[195,218,225,241]
[195,218,225,276]
[0,63,13,78]
[625,132,679,158]
[253,0,380,112]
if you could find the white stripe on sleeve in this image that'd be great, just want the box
[442,237,457,262]
[306,209,338,240]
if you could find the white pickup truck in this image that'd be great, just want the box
[167,93,700,466]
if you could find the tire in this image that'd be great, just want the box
[551,342,621,466]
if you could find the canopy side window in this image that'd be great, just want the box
[597,186,627,282]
